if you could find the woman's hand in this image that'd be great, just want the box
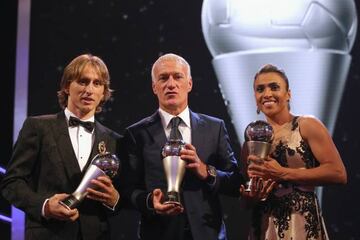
[247,155,287,182]
[240,177,276,203]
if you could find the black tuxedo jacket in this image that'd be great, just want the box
[1,111,121,240]
[120,110,244,240]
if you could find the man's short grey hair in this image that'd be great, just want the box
[151,53,191,81]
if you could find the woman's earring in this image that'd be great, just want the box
[287,100,291,111]
[256,107,260,114]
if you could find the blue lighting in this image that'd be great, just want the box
[0,214,12,223]
[10,0,31,239]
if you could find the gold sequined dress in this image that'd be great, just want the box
[249,116,329,240]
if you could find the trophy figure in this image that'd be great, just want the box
[244,120,273,192]
[162,139,186,206]
[60,141,120,209]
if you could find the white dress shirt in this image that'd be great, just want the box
[64,109,118,210]
[158,106,191,144]
[64,108,94,171]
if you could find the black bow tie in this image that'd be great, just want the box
[68,116,95,132]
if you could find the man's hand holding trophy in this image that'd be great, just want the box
[59,141,120,210]
[150,138,186,216]
[162,139,187,207]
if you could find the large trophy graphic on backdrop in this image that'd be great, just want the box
[60,141,120,209]
[201,0,357,201]
[244,120,273,191]
[162,139,186,206]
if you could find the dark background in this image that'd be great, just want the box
[1,0,359,239]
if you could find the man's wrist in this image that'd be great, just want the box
[103,191,120,211]
[42,199,50,219]
[146,192,154,210]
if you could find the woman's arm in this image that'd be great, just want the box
[248,116,347,185]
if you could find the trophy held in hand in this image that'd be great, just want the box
[59,141,120,209]
[244,120,273,192]
[162,139,186,207]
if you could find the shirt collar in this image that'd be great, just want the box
[64,108,95,123]
[158,106,191,129]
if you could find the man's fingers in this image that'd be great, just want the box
[152,189,164,207]
[180,150,198,164]
[54,193,70,201]
[154,203,175,214]
[184,143,195,151]
[156,204,183,215]
[59,208,79,221]
[166,205,184,215]
[91,179,108,190]
[152,189,183,215]
[86,188,109,202]
[185,162,200,169]
[69,209,79,221]
[153,189,163,200]
[96,176,113,186]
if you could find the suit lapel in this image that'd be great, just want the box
[52,112,82,186]
[190,110,204,152]
[84,121,108,171]
[144,111,168,185]
[146,111,167,146]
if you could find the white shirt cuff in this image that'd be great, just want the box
[41,199,50,218]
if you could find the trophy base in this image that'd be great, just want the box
[244,177,264,192]
[244,178,253,192]
[163,191,182,207]
[59,195,80,210]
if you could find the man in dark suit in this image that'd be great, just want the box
[1,54,121,239]
[120,53,244,240]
